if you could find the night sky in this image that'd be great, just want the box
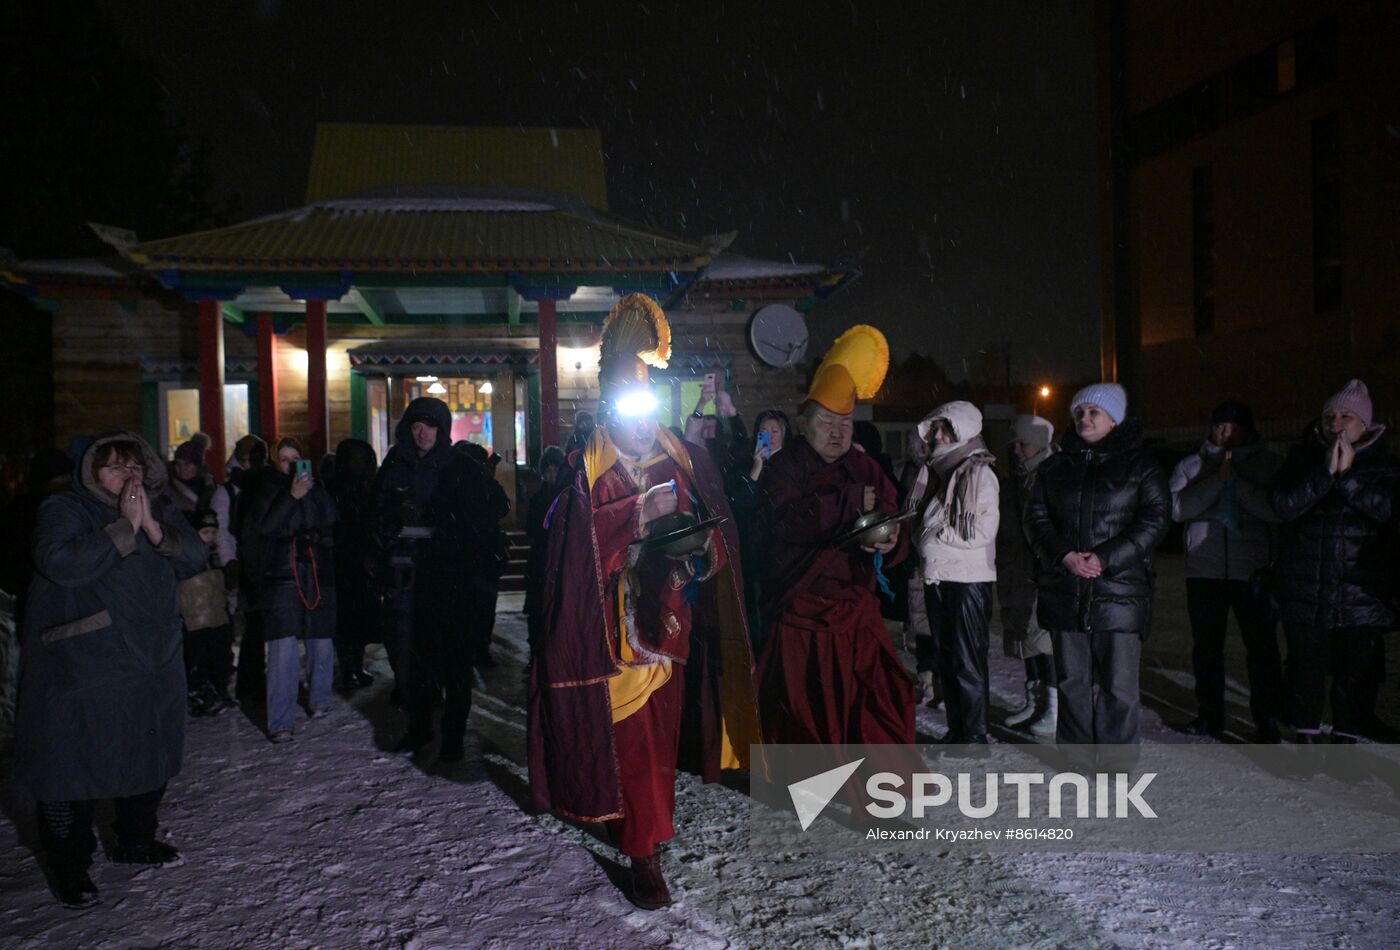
[99,0,1100,385]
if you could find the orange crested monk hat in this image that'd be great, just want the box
[598,292,672,395]
[804,324,889,415]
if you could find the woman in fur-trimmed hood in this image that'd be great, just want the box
[15,432,206,906]
[908,399,999,744]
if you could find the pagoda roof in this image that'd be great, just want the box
[120,188,711,275]
[691,253,859,301]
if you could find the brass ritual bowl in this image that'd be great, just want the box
[841,509,916,548]
[645,511,714,558]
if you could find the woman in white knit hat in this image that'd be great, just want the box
[1024,383,1171,745]
[909,400,999,745]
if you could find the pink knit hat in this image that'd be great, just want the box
[1323,379,1373,428]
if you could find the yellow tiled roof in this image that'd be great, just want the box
[305,124,609,209]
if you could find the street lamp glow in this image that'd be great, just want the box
[1039,386,1051,398]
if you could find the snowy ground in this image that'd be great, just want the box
[2,554,1399,948]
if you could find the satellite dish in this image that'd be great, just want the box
[749,304,809,368]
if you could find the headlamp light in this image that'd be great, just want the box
[613,388,659,419]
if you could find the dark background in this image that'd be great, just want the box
[7,0,1101,385]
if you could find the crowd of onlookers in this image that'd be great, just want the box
[0,398,512,907]
[1,373,1396,908]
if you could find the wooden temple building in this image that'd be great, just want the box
[2,124,853,515]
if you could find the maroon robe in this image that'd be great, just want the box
[528,434,761,851]
[755,436,916,745]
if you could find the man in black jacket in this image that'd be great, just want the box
[375,396,501,758]
[1025,383,1171,746]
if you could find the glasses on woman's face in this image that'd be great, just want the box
[101,463,145,476]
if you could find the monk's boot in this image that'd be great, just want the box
[629,853,672,910]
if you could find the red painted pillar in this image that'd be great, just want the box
[538,297,559,447]
[197,299,226,481]
[255,312,279,444]
[305,300,329,460]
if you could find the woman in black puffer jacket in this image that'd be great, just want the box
[1025,384,1171,745]
[1271,380,1399,744]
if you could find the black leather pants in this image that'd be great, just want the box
[926,581,994,740]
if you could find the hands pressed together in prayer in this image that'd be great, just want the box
[1327,435,1355,475]
[119,476,164,546]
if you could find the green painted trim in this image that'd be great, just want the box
[349,372,368,442]
[327,311,611,327]
[34,298,60,312]
[220,303,245,324]
[527,372,542,465]
[507,287,522,326]
[265,311,588,327]
[730,298,748,311]
[507,310,607,326]
[347,289,385,326]
[164,270,683,291]
[141,381,160,446]
[119,299,139,314]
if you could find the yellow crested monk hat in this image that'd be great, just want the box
[804,324,890,415]
[598,292,672,395]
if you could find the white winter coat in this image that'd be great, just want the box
[911,402,999,584]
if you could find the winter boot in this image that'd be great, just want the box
[110,839,185,868]
[54,869,101,910]
[1183,716,1225,739]
[629,853,673,909]
[197,682,229,717]
[395,714,433,755]
[1029,687,1058,737]
[916,671,937,706]
[438,737,466,763]
[1005,681,1041,727]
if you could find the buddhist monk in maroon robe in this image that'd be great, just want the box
[756,400,916,747]
[528,294,761,910]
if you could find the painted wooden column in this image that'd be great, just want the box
[197,299,226,480]
[305,300,329,459]
[538,297,559,448]
[255,311,279,443]
[490,368,518,521]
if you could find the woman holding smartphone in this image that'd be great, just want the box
[248,436,339,742]
[749,409,789,482]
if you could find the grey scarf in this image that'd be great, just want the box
[928,435,996,542]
